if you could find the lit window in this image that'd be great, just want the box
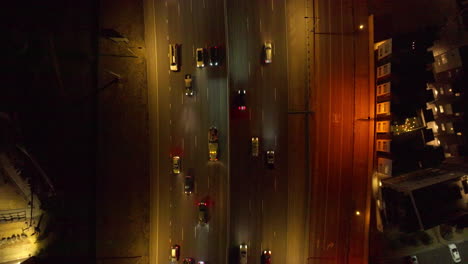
[457,132,462,136]
[441,123,446,131]
[439,105,444,113]
[440,87,444,95]
[441,54,448,64]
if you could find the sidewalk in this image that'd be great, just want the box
[383,225,468,258]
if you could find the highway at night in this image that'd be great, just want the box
[145,0,372,264]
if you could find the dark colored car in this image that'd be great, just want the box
[236,90,247,111]
[266,150,275,168]
[209,46,221,66]
[184,176,194,195]
[198,201,208,224]
[170,244,180,261]
[261,250,271,264]
[183,258,195,264]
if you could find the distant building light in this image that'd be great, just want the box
[457,132,462,136]
[455,93,460,96]
[355,211,361,216]
[379,181,382,187]
[359,24,364,30]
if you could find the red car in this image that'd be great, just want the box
[183,258,195,264]
[261,250,271,264]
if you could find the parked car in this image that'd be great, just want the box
[198,201,208,224]
[266,150,275,167]
[261,250,271,264]
[236,90,247,111]
[170,244,180,262]
[263,43,272,64]
[251,137,259,157]
[209,46,221,66]
[182,258,195,264]
[172,156,181,174]
[169,44,180,71]
[184,176,194,195]
[208,127,219,161]
[406,255,418,264]
[196,48,205,68]
[185,74,194,96]
[239,244,248,264]
[448,243,461,263]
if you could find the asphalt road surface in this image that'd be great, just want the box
[145,0,371,264]
[149,0,229,264]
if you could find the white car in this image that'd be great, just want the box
[239,244,248,264]
[448,243,461,263]
[169,44,180,71]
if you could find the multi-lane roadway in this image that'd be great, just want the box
[145,0,372,264]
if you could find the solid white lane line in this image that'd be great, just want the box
[169,103,172,110]
[169,120,172,125]
[169,86,171,92]
[166,19,168,24]
[165,1,167,7]
[169,220,172,226]
[259,19,262,32]
[271,0,274,11]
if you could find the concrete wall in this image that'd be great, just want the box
[97,0,150,263]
